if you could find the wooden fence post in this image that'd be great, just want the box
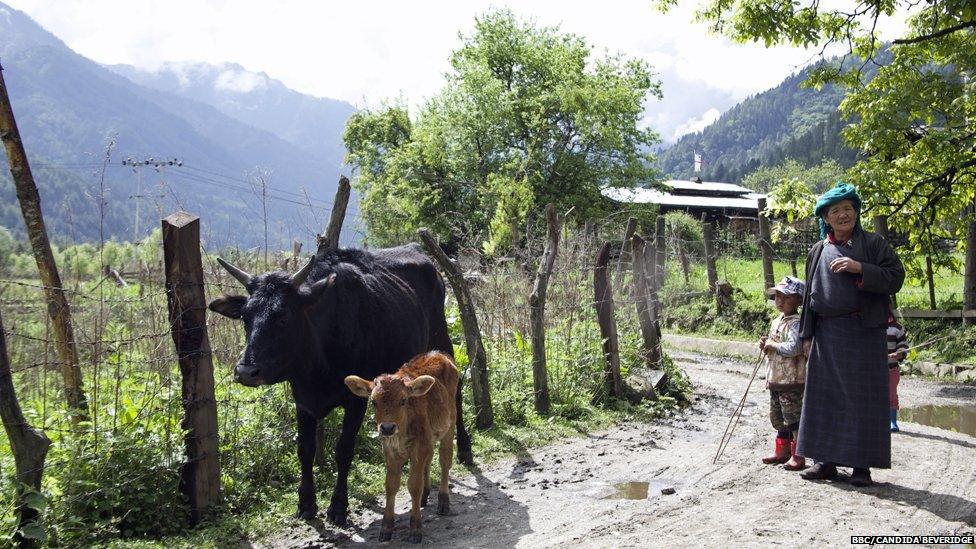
[702,221,720,312]
[673,223,691,286]
[314,176,352,465]
[615,217,638,279]
[593,242,623,401]
[529,204,561,415]
[162,212,221,525]
[418,229,494,429]
[0,58,88,423]
[0,307,51,547]
[758,197,775,291]
[631,235,662,371]
[317,175,352,251]
[653,217,667,309]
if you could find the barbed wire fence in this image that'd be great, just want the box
[1,182,964,543]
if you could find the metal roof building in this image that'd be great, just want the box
[602,178,766,223]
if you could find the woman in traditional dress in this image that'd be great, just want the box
[796,183,904,487]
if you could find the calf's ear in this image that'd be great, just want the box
[209,295,247,319]
[344,375,374,398]
[405,375,436,397]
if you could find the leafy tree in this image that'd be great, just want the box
[764,176,817,275]
[344,10,661,253]
[660,0,976,291]
[742,158,845,194]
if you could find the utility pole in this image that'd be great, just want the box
[123,157,182,243]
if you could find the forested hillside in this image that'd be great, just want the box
[657,65,857,183]
[0,2,354,247]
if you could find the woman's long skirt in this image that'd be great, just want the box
[796,315,891,469]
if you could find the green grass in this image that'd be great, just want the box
[660,252,976,364]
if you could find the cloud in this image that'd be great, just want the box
[5,0,913,118]
[672,108,721,140]
[214,68,267,94]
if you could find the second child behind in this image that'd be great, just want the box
[759,276,808,471]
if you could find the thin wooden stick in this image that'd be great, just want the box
[713,350,765,464]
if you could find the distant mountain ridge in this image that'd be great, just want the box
[107,61,355,165]
[0,1,357,247]
[656,64,857,184]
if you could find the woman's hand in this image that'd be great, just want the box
[829,257,862,273]
[763,341,778,354]
[759,336,768,350]
[802,338,812,356]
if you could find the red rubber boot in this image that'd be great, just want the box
[783,440,806,471]
[761,436,791,464]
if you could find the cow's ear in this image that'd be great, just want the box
[209,295,247,319]
[302,273,336,306]
[406,375,436,397]
[344,375,373,398]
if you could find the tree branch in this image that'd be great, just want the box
[893,20,976,45]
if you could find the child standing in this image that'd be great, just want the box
[759,276,807,471]
[887,311,909,432]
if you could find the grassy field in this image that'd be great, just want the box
[658,251,976,364]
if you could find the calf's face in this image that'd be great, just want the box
[345,374,436,436]
[209,257,334,386]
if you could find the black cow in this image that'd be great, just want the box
[208,244,474,524]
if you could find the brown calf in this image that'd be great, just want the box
[345,351,458,543]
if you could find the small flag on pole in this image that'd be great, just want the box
[694,152,703,173]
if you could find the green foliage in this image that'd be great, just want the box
[0,226,15,274]
[742,158,845,195]
[344,9,661,249]
[664,211,705,256]
[763,174,817,264]
[663,0,976,294]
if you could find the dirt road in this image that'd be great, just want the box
[269,351,976,547]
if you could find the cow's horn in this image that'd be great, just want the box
[216,257,253,288]
[290,256,315,288]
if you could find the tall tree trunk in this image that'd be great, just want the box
[529,204,560,415]
[965,202,976,324]
[418,229,494,429]
[758,197,775,291]
[0,307,52,547]
[0,59,88,422]
[873,215,898,310]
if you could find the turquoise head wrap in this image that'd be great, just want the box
[814,182,862,238]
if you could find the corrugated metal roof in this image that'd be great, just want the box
[602,187,764,210]
[663,179,754,195]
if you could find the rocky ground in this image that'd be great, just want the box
[260,350,976,548]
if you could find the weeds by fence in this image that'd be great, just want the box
[0,210,691,545]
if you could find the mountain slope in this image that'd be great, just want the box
[107,61,356,168]
[656,65,857,184]
[0,2,352,247]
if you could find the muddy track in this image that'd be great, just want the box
[263,351,976,548]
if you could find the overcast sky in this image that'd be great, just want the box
[6,0,909,140]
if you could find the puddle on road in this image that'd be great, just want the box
[898,404,976,437]
[601,479,676,500]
